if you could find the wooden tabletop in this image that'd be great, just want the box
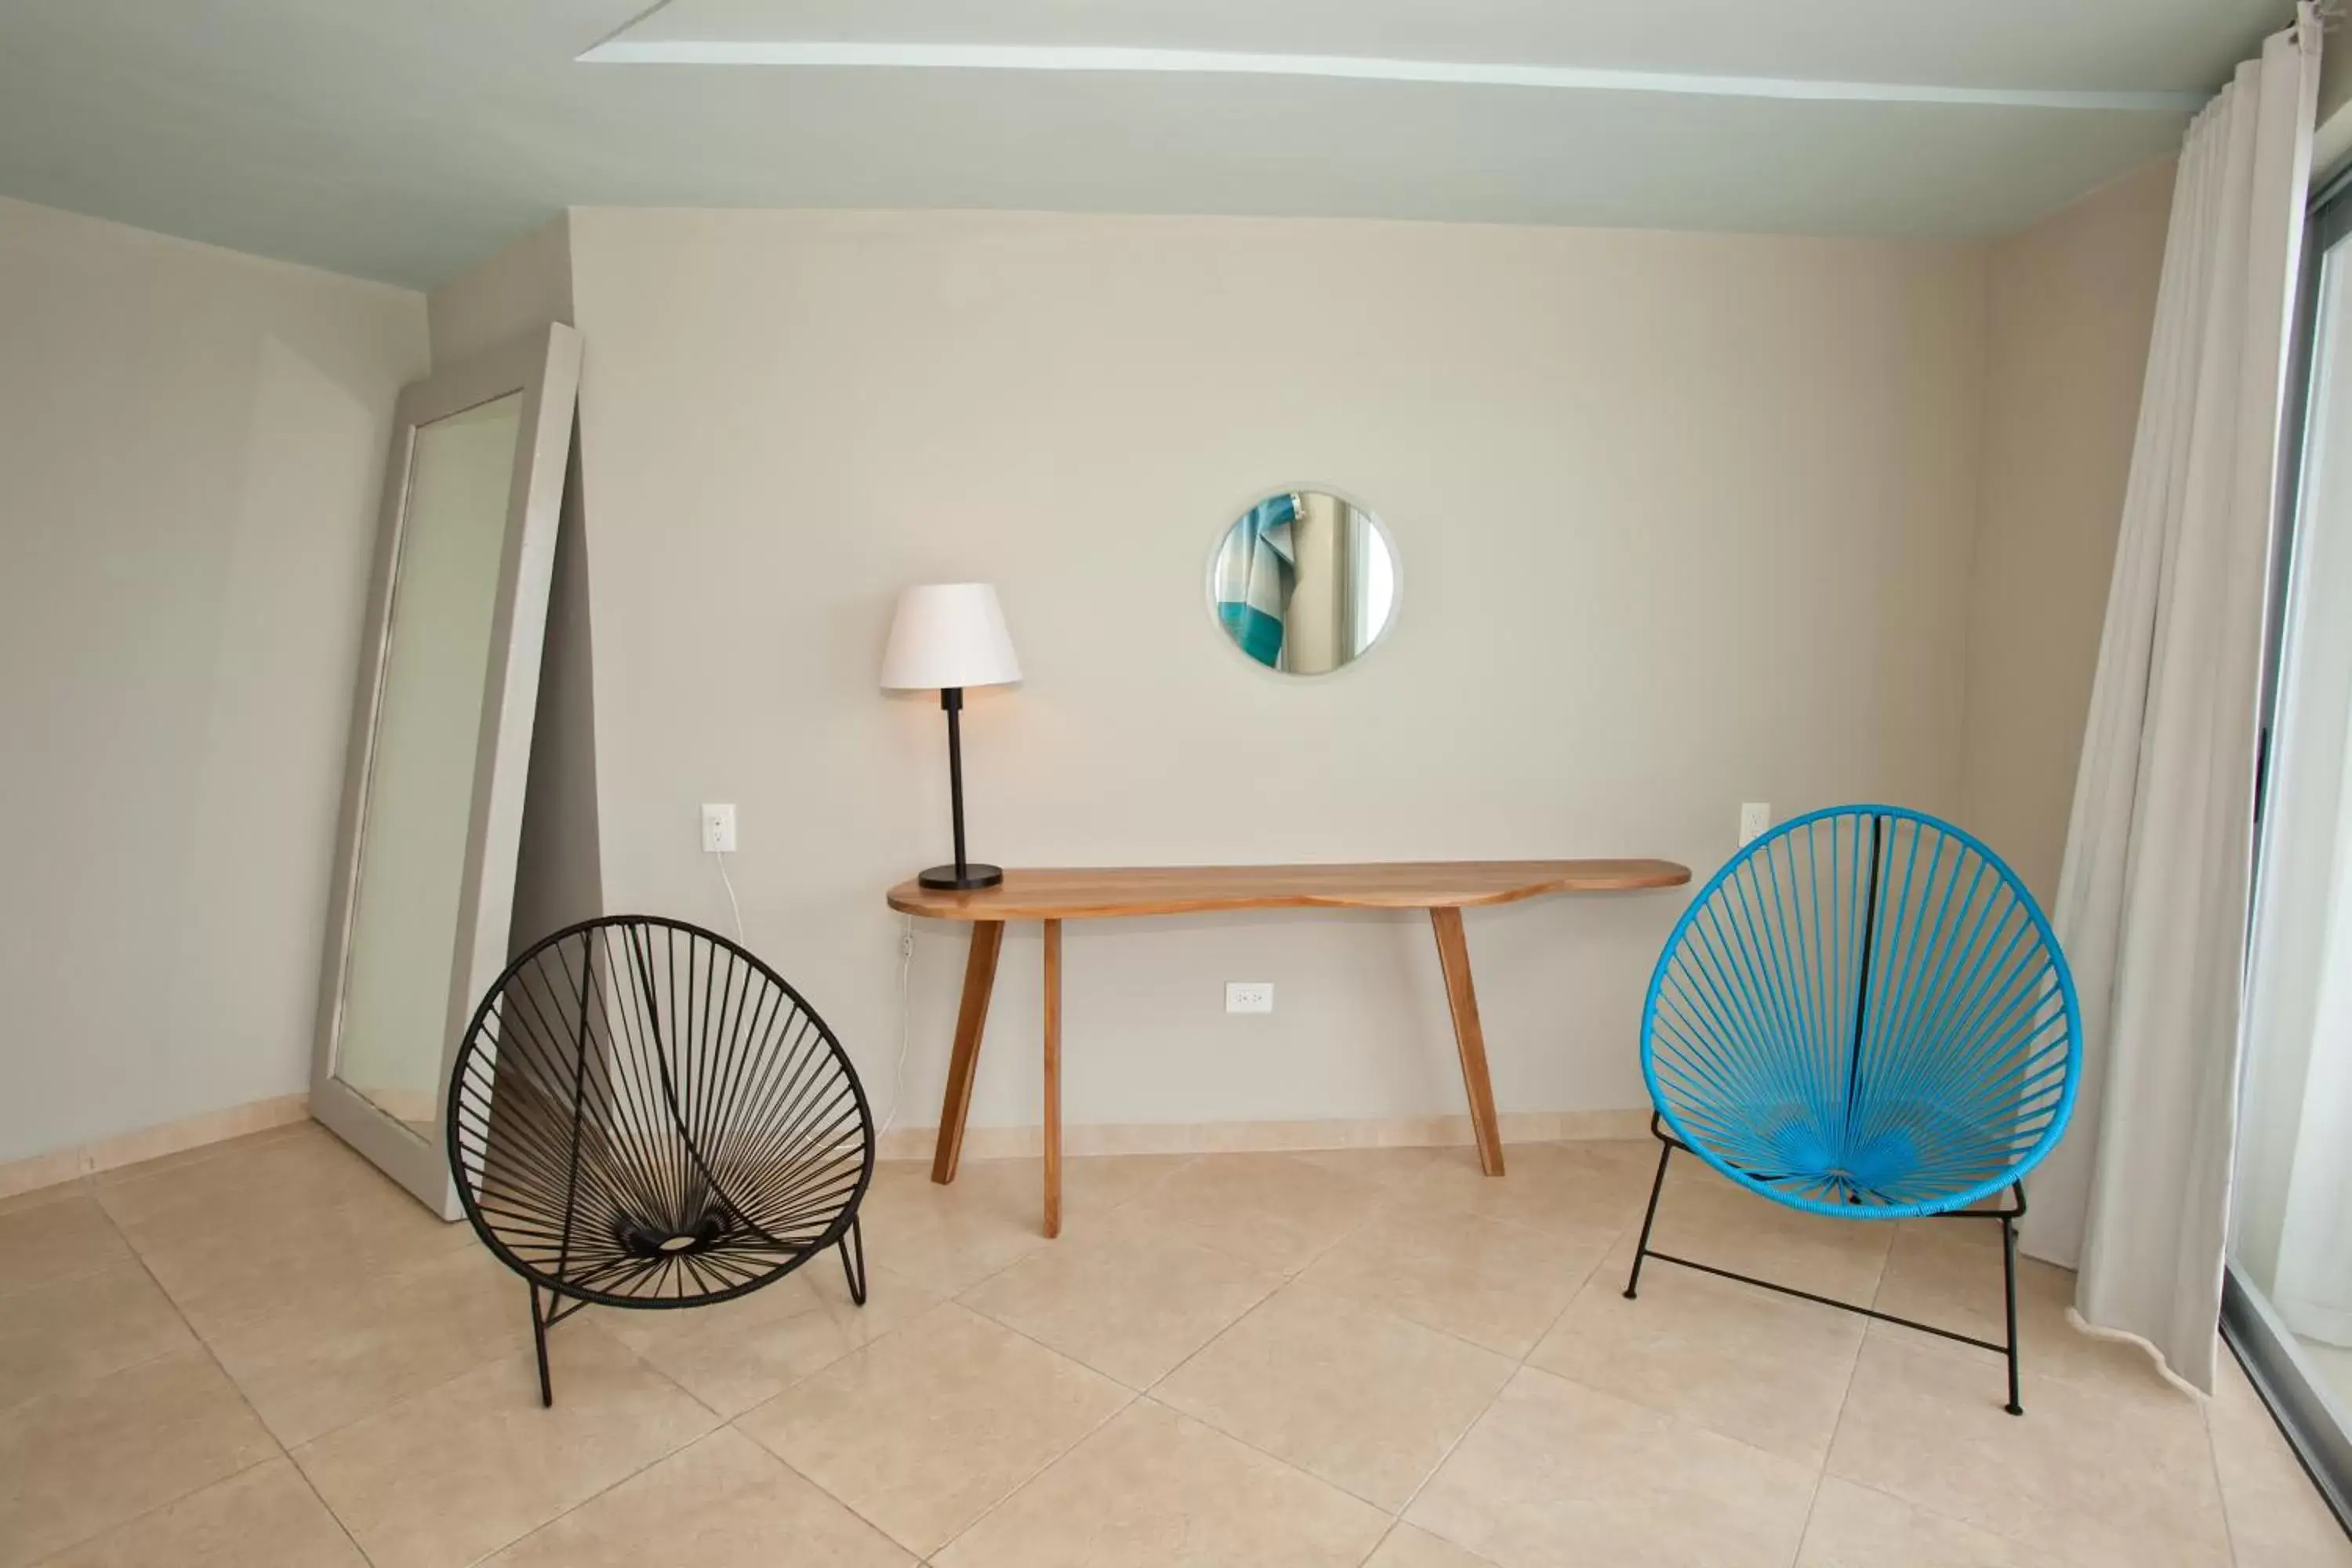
[887,859,1691,921]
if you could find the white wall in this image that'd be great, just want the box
[566,208,1988,1136]
[426,216,572,369]
[0,195,427,1163]
[421,216,606,959]
[1959,158,2176,904]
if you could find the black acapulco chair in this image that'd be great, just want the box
[446,915,875,1405]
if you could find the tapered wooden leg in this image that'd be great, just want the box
[1042,918,1062,1239]
[931,920,1004,1185]
[1429,906,1506,1176]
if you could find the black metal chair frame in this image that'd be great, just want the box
[521,1207,871,1409]
[1622,1112,2031,1415]
[448,915,875,1406]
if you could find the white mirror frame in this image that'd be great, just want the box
[309,325,583,1219]
[1202,481,1404,680]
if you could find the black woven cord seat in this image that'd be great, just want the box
[447,915,874,1404]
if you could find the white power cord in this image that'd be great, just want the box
[711,845,915,1137]
[880,914,915,1134]
[711,848,746,946]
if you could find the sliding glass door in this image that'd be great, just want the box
[2226,173,2352,1526]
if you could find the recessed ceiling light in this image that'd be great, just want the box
[575,38,2206,114]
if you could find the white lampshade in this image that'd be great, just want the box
[879,583,1022,691]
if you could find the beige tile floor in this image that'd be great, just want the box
[2,1121,2347,1566]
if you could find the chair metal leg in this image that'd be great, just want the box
[1623,1143,2030,1413]
[838,1216,868,1307]
[2002,1213,2024,1416]
[528,1284,554,1408]
[1624,1139,1674,1299]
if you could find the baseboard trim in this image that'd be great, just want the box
[2,1100,1654,1200]
[0,1094,313,1200]
[875,1109,1652,1163]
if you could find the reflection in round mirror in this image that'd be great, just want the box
[1209,489,1399,675]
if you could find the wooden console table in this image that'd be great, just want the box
[887,860,1690,1236]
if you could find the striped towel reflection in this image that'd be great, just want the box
[1213,492,1298,668]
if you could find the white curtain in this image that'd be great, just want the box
[2018,11,2320,1395]
[2235,238,2352,1348]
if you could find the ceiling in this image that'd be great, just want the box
[0,1,2292,290]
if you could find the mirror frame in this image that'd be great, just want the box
[1203,482,1404,679]
[309,324,583,1219]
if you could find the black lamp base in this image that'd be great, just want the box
[917,863,1004,891]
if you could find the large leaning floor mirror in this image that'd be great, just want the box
[310,325,582,1218]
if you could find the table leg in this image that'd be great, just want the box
[1429,906,1507,1176]
[1042,918,1062,1238]
[931,920,1004,1185]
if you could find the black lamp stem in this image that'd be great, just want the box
[942,686,968,880]
[916,687,1000,891]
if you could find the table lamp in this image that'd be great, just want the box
[880,583,1022,890]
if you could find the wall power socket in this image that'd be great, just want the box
[700,803,738,854]
[1225,982,1274,1014]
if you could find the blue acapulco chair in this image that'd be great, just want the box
[1623,805,2080,1415]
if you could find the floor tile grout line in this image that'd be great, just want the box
[1825,1473,2061,1560]
[935,1170,1581,1474]
[1354,1520,1405,1566]
[925,1145,1657,1543]
[1466,1183,1893,1492]
[0,1175,96,1218]
[707,1192,1182,1563]
[129,1269,517,1443]
[86,1136,398,1563]
[20,1453,296,1568]
[853,1243,1457,1559]
[449,1404,724,1568]
[3,1121,319,1223]
[448,1245,920,1550]
[891,1147,1205,1301]
[147,1208,486,1336]
[883,1382,1145,1561]
[1504,1217,1636,1367]
[1134,1240,1348,1400]
[916,1145,1373,1323]
[1359,1207,1635,1567]
[1007,1170,1584,1527]
[1782,1287,1875,1568]
[1383,1377,1509,1550]
[954,1276,1265,1399]
[702,1145,1932,1556]
[53,1135,2256,1566]
[54,1191,383,1568]
[732,1428,937,1564]
[79,1123,327,1229]
[2203,1389,2249,1568]
[1117,1385,1456,1537]
[259,1288,555,1455]
[427,1301,747,1566]
[227,1156,757,1454]
[0,1338,189,1426]
[1283,1246,1563,1369]
[0,1243,153,1308]
[50,1176,1436,1568]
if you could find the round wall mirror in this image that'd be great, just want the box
[1208,489,1399,675]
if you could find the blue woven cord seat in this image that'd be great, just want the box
[1626,804,2081,1412]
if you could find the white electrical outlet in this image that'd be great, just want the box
[700,803,737,854]
[1738,802,1771,846]
[1225,982,1274,1014]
